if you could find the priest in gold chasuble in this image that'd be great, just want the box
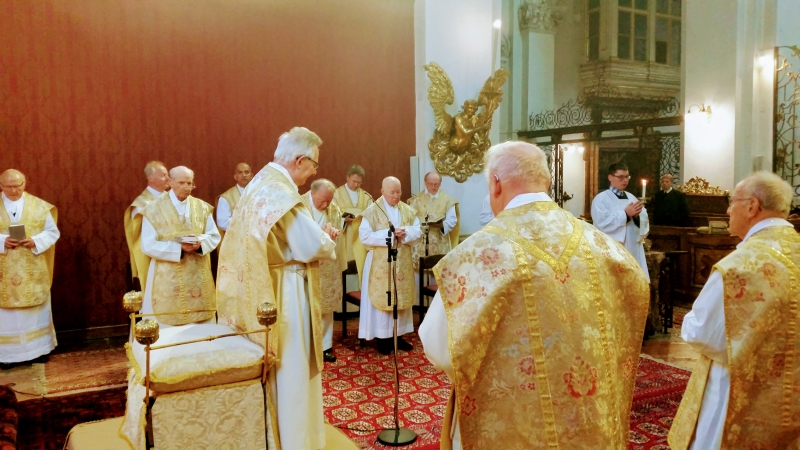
[353,176,421,355]
[301,178,344,363]
[332,164,373,265]
[669,172,800,450]
[140,166,220,327]
[216,127,337,450]
[215,162,252,239]
[420,142,649,449]
[124,161,169,292]
[0,169,60,364]
[408,171,460,270]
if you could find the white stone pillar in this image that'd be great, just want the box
[415,0,502,234]
[518,1,556,129]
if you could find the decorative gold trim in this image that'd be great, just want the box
[675,177,729,196]
[0,323,53,345]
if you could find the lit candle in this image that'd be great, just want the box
[641,180,647,199]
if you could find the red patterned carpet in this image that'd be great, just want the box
[323,332,691,450]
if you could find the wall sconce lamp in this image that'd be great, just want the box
[687,103,712,122]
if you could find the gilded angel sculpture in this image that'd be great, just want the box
[424,62,510,182]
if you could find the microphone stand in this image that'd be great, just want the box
[423,214,429,258]
[377,223,417,446]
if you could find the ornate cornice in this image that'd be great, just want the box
[518,1,555,33]
[676,177,729,196]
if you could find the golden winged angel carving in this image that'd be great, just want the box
[424,62,510,182]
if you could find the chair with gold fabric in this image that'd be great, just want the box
[118,292,275,450]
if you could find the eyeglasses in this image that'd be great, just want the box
[728,196,753,206]
[611,175,631,180]
[302,156,319,170]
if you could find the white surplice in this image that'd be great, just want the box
[681,218,794,450]
[253,163,336,450]
[0,193,61,363]
[140,190,221,328]
[419,192,552,449]
[215,184,245,231]
[590,189,650,282]
[478,194,494,227]
[358,197,421,340]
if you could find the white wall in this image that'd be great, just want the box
[415,0,502,234]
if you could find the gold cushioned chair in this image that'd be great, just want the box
[119,291,275,450]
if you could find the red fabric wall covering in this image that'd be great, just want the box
[0,0,415,331]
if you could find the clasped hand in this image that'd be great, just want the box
[394,227,407,241]
[322,223,340,240]
[4,238,35,249]
[625,201,643,217]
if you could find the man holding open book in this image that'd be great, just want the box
[140,166,221,327]
[0,169,61,365]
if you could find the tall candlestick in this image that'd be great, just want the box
[641,180,647,199]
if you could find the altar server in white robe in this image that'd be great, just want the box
[140,166,221,327]
[355,177,421,355]
[216,127,338,450]
[0,169,60,364]
[591,162,650,282]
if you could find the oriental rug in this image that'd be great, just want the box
[323,331,692,450]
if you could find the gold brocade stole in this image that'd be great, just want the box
[669,226,800,450]
[141,195,215,326]
[408,191,459,270]
[333,186,372,262]
[300,193,344,315]
[216,185,242,241]
[357,200,417,312]
[0,193,57,308]
[124,188,158,291]
[434,201,649,449]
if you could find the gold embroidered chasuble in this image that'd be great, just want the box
[333,185,373,263]
[216,185,242,240]
[353,200,417,312]
[434,201,649,449]
[0,193,58,308]
[300,193,344,315]
[124,188,158,292]
[668,226,800,450]
[408,190,460,270]
[141,194,216,326]
[215,165,325,373]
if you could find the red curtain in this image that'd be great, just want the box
[0,0,415,332]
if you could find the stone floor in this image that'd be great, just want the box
[641,324,698,370]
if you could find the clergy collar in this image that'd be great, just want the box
[609,186,625,197]
[382,197,399,211]
[168,189,189,206]
[267,162,298,191]
[504,192,552,211]
[237,184,246,194]
[426,190,439,199]
[345,184,358,194]
[738,217,794,247]
[2,192,24,204]
[664,187,673,194]
[146,186,164,197]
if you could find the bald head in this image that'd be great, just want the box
[423,172,442,195]
[310,179,336,210]
[381,176,402,207]
[485,141,551,215]
[169,166,195,201]
[234,163,253,188]
[0,169,26,201]
[144,161,169,192]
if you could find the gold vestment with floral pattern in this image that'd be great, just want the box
[333,185,372,263]
[408,190,459,270]
[434,201,649,449]
[353,200,417,312]
[0,193,57,308]
[301,194,344,315]
[669,225,800,450]
[141,194,215,326]
[124,188,158,291]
